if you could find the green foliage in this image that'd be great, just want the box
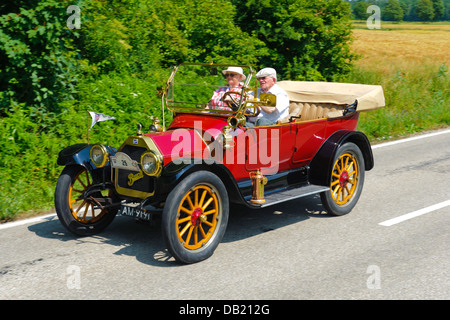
[384,0,405,21]
[0,0,81,114]
[353,1,371,20]
[349,63,449,141]
[431,0,446,19]
[0,103,81,219]
[232,0,356,81]
[416,0,436,20]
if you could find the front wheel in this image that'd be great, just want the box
[162,171,229,264]
[320,142,365,216]
[54,165,118,236]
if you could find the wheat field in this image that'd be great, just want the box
[348,22,450,141]
[351,22,449,73]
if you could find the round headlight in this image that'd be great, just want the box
[141,151,162,176]
[90,144,108,168]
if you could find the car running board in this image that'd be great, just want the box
[249,184,330,208]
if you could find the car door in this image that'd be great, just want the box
[245,124,296,175]
[291,119,327,166]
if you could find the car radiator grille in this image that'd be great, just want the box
[116,145,155,195]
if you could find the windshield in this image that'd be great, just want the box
[164,63,257,115]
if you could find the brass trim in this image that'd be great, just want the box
[250,169,268,204]
[221,126,233,149]
[114,168,154,199]
[140,151,163,177]
[259,93,277,107]
[227,114,246,128]
[90,144,109,168]
[113,135,164,199]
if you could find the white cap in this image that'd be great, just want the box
[256,67,277,79]
[222,66,246,80]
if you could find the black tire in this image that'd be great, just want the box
[320,142,365,216]
[54,165,118,236]
[162,171,229,264]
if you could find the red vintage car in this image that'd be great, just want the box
[55,63,385,263]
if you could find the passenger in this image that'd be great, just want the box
[247,67,289,127]
[208,67,246,111]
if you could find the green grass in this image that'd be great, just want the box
[348,62,449,142]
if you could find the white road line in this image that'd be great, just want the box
[379,200,450,227]
[371,128,450,150]
[0,213,57,230]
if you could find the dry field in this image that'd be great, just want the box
[351,22,450,73]
[348,22,449,141]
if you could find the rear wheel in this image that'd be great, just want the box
[320,142,365,216]
[55,165,118,236]
[162,171,229,264]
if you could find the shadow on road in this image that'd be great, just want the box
[28,194,330,267]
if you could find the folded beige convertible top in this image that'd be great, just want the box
[277,81,385,112]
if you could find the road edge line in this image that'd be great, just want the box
[371,128,450,150]
[0,213,57,231]
[379,199,450,227]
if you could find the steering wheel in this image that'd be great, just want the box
[221,91,242,111]
[222,91,261,117]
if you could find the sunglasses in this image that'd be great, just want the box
[225,73,238,78]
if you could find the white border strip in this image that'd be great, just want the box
[379,200,450,227]
[371,128,450,150]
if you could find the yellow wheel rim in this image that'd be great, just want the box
[68,168,108,223]
[330,153,358,205]
[176,185,220,250]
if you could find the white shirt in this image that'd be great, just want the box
[251,84,290,124]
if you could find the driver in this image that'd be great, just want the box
[208,67,246,111]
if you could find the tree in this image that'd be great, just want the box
[0,0,80,114]
[431,0,445,19]
[416,0,435,20]
[353,1,370,20]
[231,0,355,81]
[384,0,405,21]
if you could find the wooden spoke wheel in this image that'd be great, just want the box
[55,166,118,236]
[320,142,365,216]
[162,171,229,264]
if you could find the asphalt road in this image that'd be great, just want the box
[1,128,449,300]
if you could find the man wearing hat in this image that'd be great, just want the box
[248,67,289,126]
[208,66,246,110]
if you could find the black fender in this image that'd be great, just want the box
[309,130,374,186]
[56,143,117,181]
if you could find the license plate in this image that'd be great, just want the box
[118,204,152,221]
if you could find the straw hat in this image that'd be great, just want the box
[222,66,246,80]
